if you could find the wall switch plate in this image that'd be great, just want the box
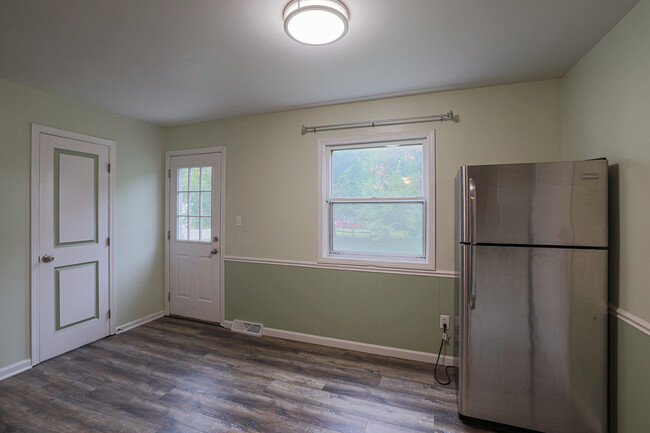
[235,216,241,227]
[440,315,450,330]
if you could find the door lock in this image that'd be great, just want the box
[212,235,219,242]
[210,248,219,255]
[42,254,55,263]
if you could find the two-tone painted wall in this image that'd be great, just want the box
[562,1,650,431]
[1,1,647,428]
[166,80,564,357]
[0,78,166,371]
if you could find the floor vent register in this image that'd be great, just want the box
[231,319,264,337]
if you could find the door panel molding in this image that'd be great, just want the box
[54,148,99,246]
[31,124,116,365]
[165,147,226,323]
[55,261,99,330]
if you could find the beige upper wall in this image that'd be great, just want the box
[0,78,165,368]
[562,0,650,322]
[166,79,563,272]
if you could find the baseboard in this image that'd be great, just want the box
[609,304,650,337]
[222,320,456,366]
[115,310,165,334]
[0,359,32,382]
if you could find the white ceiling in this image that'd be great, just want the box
[0,0,639,126]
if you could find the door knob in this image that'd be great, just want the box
[42,254,55,263]
[210,248,219,255]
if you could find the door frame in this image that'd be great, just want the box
[164,147,226,322]
[30,124,116,365]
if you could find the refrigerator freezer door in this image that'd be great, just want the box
[458,245,607,433]
[460,160,608,247]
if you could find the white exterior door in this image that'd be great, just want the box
[36,132,111,362]
[169,153,222,322]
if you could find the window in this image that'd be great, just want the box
[176,166,212,242]
[318,131,435,270]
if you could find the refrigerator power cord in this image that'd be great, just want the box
[434,324,455,386]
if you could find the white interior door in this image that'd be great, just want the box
[37,133,110,362]
[169,153,222,322]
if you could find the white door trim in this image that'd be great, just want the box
[30,124,116,365]
[164,146,226,322]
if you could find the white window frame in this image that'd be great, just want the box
[317,131,435,271]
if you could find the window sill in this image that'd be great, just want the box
[318,255,435,273]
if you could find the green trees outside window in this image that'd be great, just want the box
[329,144,425,257]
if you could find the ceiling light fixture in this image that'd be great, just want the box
[283,0,349,46]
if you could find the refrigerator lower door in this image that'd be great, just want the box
[458,245,607,433]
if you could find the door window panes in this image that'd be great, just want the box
[201,192,211,216]
[176,166,212,242]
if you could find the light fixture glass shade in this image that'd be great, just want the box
[283,0,349,45]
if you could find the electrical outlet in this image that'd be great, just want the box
[440,315,450,330]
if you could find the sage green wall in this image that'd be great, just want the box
[562,0,650,324]
[0,77,165,369]
[561,1,650,431]
[167,80,562,353]
[226,262,455,353]
[614,320,650,432]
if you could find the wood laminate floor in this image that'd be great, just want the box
[0,317,521,433]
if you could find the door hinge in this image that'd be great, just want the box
[168,168,171,178]
[168,292,170,301]
[108,309,111,319]
[167,230,170,240]
[107,163,111,173]
[106,237,110,246]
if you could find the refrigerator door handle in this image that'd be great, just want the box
[468,178,476,244]
[468,246,476,309]
[468,178,476,309]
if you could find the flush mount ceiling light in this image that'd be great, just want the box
[283,0,349,45]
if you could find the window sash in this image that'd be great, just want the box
[327,197,425,203]
[327,142,425,200]
[327,200,427,259]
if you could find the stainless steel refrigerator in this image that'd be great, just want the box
[455,160,608,433]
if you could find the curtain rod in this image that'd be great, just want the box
[301,110,454,135]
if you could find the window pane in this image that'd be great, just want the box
[332,203,424,256]
[189,167,201,191]
[177,193,189,216]
[178,168,189,191]
[201,192,211,216]
[189,217,200,241]
[177,217,188,240]
[201,167,212,191]
[200,217,211,241]
[331,144,423,198]
[189,192,200,216]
